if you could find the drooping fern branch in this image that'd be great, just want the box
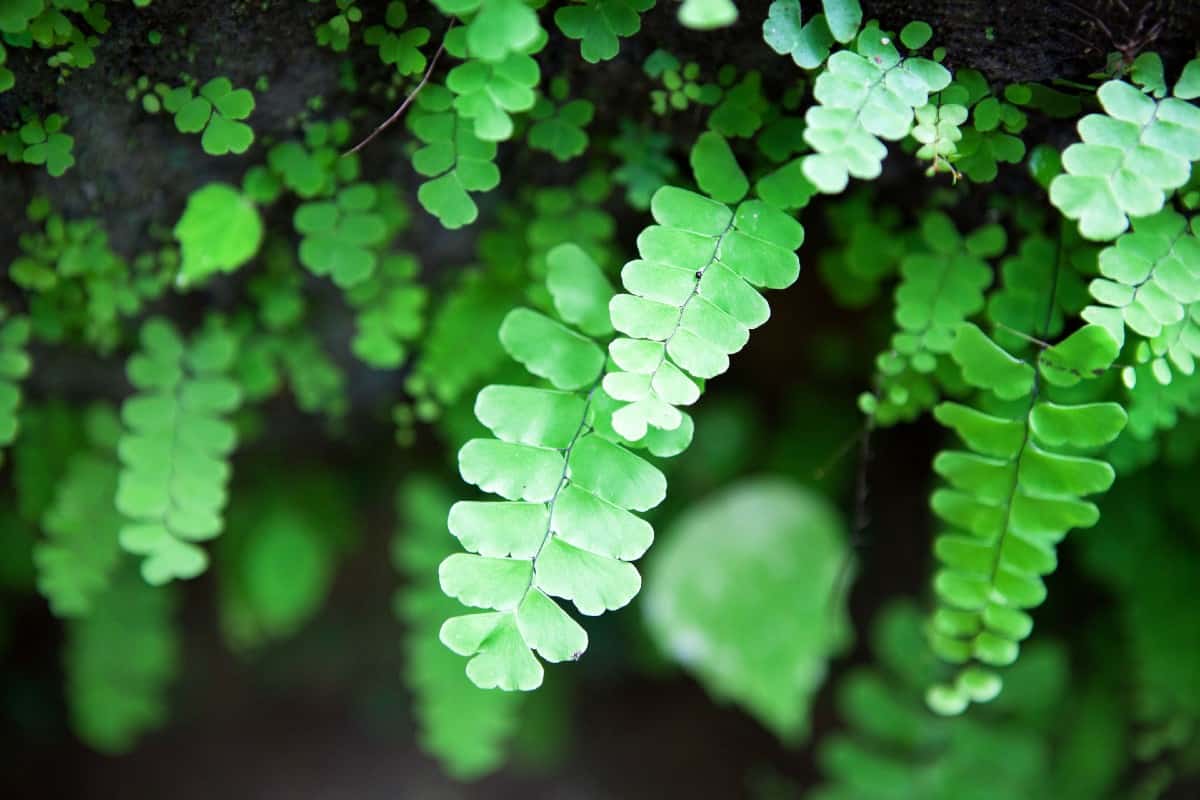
[439,243,653,690]
[64,564,179,754]
[605,133,804,441]
[116,317,242,584]
[925,322,1126,714]
[34,405,124,617]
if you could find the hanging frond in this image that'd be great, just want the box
[924,322,1126,714]
[34,405,124,617]
[64,565,179,753]
[116,318,242,585]
[0,310,31,464]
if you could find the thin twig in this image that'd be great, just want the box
[343,19,455,157]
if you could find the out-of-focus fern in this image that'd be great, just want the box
[34,405,124,618]
[0,310,31,464]
[810,600,1124,800]
[643,478,851,741]
[64,564,179,753]
[396,476,521,777]
[217,472,352,651]
[861,213,1003,425]
[344,252,427,369]
[117,318,242,585]
[1081,473,1200,734]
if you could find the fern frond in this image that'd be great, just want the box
[604,182,803,441]
[116,318,242,585]
[802,22,951,193]
[442,237,672,690]
[925,322,1126,714]
[1049,77,1200,241]
[397,476,521,778]
[0,311,31,463]
[34,406,124,617]
[64,564,178,753]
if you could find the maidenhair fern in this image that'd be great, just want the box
[116,318,242,584]
[408,83,501,229]
[925,322,1126,714]
[0,310,31,462]
[8,0,1200,785]
[33,405,124,618]
[65,564,178,754]
[440,283,657,689]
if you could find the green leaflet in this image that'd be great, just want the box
[116,318,242,585]
[398,477,522,777]
[802,23,951,193]
[432,0,541,64]
[161,77,255,156]
[408,84,501,229]
[0,311,31,462]
[65,564,179,753]
[867,213,1003,425]
[925,323,1126,714]
[643,478,851,741]
[554,0,653,64]
[444,24,541,141]
[545,243,615,338]
[763,0,835,70]
[1049,79,1200,241]
[33,405,124,617]
[604,185,802,441]
[174,183,264,285]
[364,2,430,76]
